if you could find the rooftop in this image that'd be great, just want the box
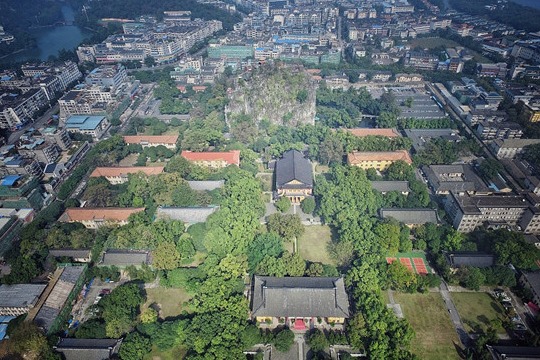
[155,206,218,224]
[55,338,122,360]
[404,128,461,151]
[493,138,540,149]
[181,150,240,166]
[446,252,495,268]
[345,128,401,138]
[101,250,150,266]
[90,166,165,178]
[65,116,107,131]
[123,135,179,145]
[0,284,46,309]
[370,180,410,193]
[251,276,350,318]
[59,208,145,222]
[275,150,313,189]
[348,150,412,165]
[380,208,438,224]
[186,180,224,191]
[422,164,490,194]
[449,192,531,215]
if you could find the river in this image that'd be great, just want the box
[0,5,89,64]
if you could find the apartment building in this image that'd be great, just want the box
[85,64,128,93]
[444,192,540,233]
[0,88,48,130]
[490,138,540,159]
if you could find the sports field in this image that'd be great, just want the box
[386,252,432,274]
[394,292,460,360]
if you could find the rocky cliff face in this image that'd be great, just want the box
[226,65,317,127]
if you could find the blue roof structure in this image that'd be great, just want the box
[65,115,106,131]
[1,175,20,187]
[0,316,15,340]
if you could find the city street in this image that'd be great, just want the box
[8,104,59,145]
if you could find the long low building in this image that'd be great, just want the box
[123,135,178,150]
[490,138,540,159]
[345,128,401,138]
[155,206,218,225]
[181,150,240,168]
[370,180,410,195]
[0,284,47,316]
[54,338,122,360]
[34,265,86,333]
[380,208,438,226]
[90,166,165,184]
[101,249,151,267]
[347,150,412,171]
[59,208,145,229]
[251,276,350,330]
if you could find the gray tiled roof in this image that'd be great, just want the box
[101,250,150,266]
[522,271,540,296]
[404,129,461,151]
[275,150,313,189]
[60,265,86,284]
[55,338,122,360]
[187,180,224,191]
[422,164,490,194]
[370,181,410,193]
[0,284,46,309]
[35,305,58,331]
[380,208,438,225]
[251,276,350,318]
[49,249,91,260]
[487,345,540,359]
[155,206,218,224]
[446,252,495,268]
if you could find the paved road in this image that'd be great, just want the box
[8,104,59,144]
[440,281,471,347]
[426,83,523,192]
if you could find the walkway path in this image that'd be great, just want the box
[440,281,471,347]
[295,333,305,360]
[386,289,404,318]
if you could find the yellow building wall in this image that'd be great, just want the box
[327,317,345,324]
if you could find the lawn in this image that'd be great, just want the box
[451,292,506,334]
[297,225,335,265]
[145,287,192,319]
[118,153,138,166]
[409,37,492,63]
[143,344,186,360]
[394,292,460,360]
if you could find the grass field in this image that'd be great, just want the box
[297,225,335,265]
[409,37,492,63]
[394,292,460,360]
[451,292,506,334]
[143,344,186,360]
[145,287,192,319]
[118,153,138,166]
